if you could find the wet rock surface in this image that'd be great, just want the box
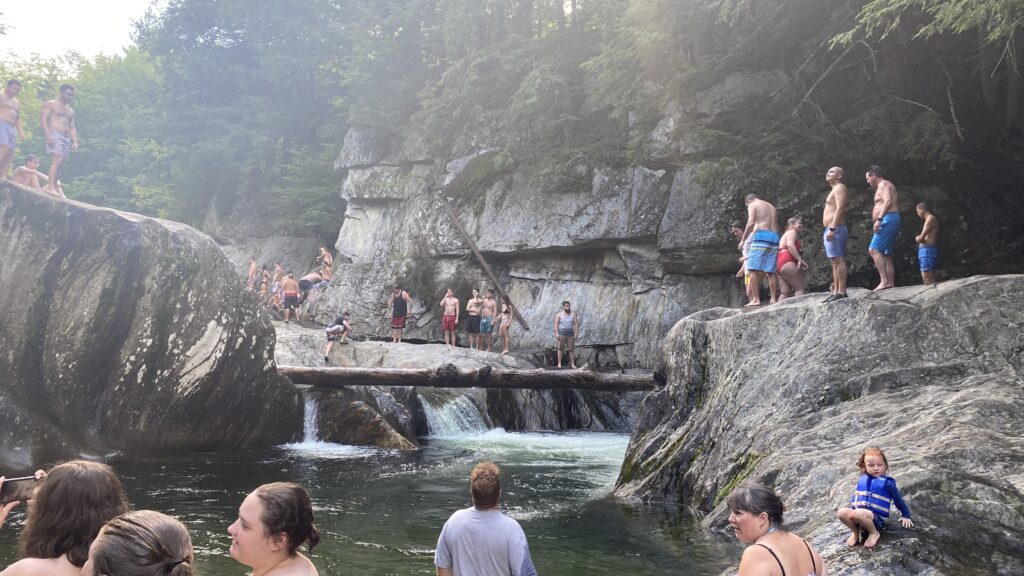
[616,275,1024,575]
[0,182,302,469]
[274,321,638,448]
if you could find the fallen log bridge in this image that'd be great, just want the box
[277,364,661,392]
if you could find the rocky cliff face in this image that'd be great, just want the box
[0,182,302,469]
[616,275,1023,575]
[304,66,984,369]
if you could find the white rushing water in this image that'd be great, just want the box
[420,394,489,437]
[282,390,382,459]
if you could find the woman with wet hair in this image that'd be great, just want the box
[727,480,828,576]
[83,510,193,576]
[228,482,320,576]
[0,460,129,576]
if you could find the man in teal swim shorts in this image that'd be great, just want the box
[866,165,901,291]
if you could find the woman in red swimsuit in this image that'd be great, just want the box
[777,217,808,301]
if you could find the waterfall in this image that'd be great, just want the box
[302,390,319,442]
[420,394,488,437]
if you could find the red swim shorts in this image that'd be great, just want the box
[442,314,457,331]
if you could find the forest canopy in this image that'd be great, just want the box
[1,0,1020,237]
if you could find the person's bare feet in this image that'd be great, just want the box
[571,364,577,369]
[501,349,509,354]
[872,284,893,292]
[863,530,881,548]
[846,531,860,547]
[744,301,761,307]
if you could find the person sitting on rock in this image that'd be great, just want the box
[837,446,913,548]
[728,481,827,576]
[323,311,350,364]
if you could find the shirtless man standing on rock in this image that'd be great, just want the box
[866,165,901,291]
[0,79,26,182]
[40,84,78,198]
[439,288,460,348]
[12,155,50,190]
[281,272,300,323]
[738,193,780,306]
[466,289,483,349]
[480,289,497,351]
[822,166,850,302]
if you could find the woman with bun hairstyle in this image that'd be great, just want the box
[228,482,320,576]
[82,510,194,576]
[0,460,129,576]
[727,480,827,576]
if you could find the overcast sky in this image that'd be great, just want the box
[2,0,161,61]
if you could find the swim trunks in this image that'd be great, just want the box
[869,212,902,256]
[326,324,348,341]
[777,239,802,270]
[284,295,299,310]
[823,225,848,258]
[479,317,493,334]
[467,315,481,334]
[391,316,407,329]
[558,329,575,338]
[918,245,938,272]
[442,314,457,331]
[746,230,780,273]
[0,120,17,148]
[45,134,71,159]
[298,279,314,292]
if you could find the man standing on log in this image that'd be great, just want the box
[822,166,850,302]
[440,288,460,348]
[388,285,411,343]
[434,462,538,576]
[554,300,579,369]
[866,165,901,291]
[466,289,483,349]
[40,83,77,198]
[738,193,779,306]
[0,79,26,182]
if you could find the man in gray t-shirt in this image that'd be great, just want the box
[435,462,538,576]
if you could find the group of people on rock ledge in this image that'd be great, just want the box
[732,165,940,307]
[1,80,77,198]
[245,245,334,322]
[385,286,581,367]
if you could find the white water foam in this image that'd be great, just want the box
[420,394,489,437]
[281,390,389,459]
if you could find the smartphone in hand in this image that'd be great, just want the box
[0,477,37,504]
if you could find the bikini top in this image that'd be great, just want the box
[755,539,818,576]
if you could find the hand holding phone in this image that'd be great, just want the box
[0,476,37,504]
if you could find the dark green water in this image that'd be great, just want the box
[0,430,739,574]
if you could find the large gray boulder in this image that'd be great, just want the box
[0,182,302,469]
[616,275,1024,575]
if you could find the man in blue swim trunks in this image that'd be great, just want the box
[822,166,850,302]
[479,289,497,350]
[866,165,901,291]
[737,193,780,306]
[915,202,939,285]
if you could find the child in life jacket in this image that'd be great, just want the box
[837,446,913,548]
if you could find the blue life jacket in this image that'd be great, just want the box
[851,474,895,519]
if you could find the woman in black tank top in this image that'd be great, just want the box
[726,481,827,576]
